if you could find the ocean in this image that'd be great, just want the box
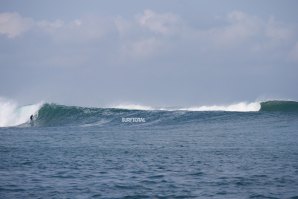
[1,100,298,198]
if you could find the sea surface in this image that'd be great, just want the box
[1,101,298,198]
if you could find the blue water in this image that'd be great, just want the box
[1,106,298,198]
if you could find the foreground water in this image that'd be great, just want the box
[1,104,298,198]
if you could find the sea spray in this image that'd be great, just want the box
[177,102,261,112]
[0,98,43,127]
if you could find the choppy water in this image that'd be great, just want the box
[1,101,298,198]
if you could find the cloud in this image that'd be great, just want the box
[0,12,33,38]
[265,17,294,41]
[136,9,181,35]
[38,17,109,43]
[214,11,261,46]
[175,10,298,61]
[115,10,183,59]
[185,11,263,51]
[0,12,109,42]
[37,19,65,32]
[248,16,296,55]
[63,10,298,63]
[1,10,297,63]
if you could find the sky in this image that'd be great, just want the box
[0,0,298,107]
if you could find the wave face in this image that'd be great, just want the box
[1,100,297,127]
[260,100,298,112]
[36,103,109,127]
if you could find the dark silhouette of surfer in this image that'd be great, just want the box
[30,115,34,127]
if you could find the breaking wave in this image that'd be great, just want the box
[0,99,297,127]
[0,98,42,127]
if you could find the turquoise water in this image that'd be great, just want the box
[1,102,298,198]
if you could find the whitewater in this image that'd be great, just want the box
[0,98,42,127]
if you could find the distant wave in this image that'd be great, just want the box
[0,99,297,127]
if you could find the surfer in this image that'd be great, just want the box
[29,115,34,127]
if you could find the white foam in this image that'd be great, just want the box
[178,102,261,112]
[111,102,261,112]
[0,98,43,127]
[112,104,153,110]
[112,102,261,112]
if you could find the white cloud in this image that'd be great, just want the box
[0,12,33,38]
[122,10,298,61]
[37,17,109,43]
[1,10,297,63]
[265,17,294,41]
[180,10,298,59]
[137,9,180,35]
[114,10,180,60]
[37,19,64,32]
[0,12,109,42]
[202,11,261,48]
